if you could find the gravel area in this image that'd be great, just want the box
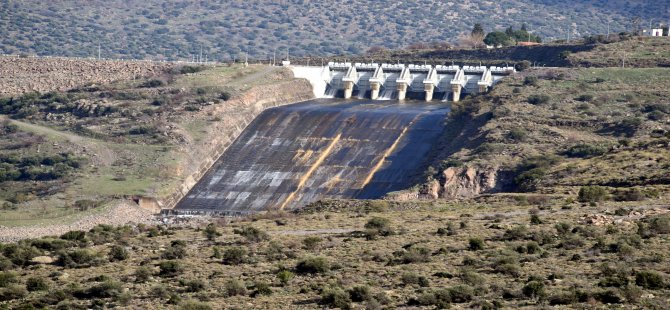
[0,200,159,243]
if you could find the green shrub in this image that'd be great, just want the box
[635,271,665,289]
[468,238,485,251]
[576,94,594,102]
[295,256,330,274]
[223,247,247,265]
[233,226,270,243]
[134,266,152,283]
[527,94,550,105]
[400,246,431,264]
[523,76,538,86]
[60,230,86,241]
[276,270,294,286]
[162,240,187,259]
[522,281,546,299]
[401,272,430,287]
[503,225,528,240]
[565,144,608,158]
[86,280,123,298]
[253,281,272,296]
[348,285,371,302]
[140,79,165,88]
[578,186,608,203]
[57,249,101,268]
[158,260,183,277]
[364,217,393,237]
[507,128,528,142]
[613,188,645,201]
[302,236,322,250]
[0,284,27,301]
[183,279,206,293]
[219,92,232,101]
[224,279,247,297]
[321,287,352,310]
[203,223,221,241]
[0,272,18,288]
[26,276,49,291]
[108,245,129,262]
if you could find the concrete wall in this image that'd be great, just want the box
[159,78,314,210]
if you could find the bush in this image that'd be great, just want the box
[516,61,531,71]
[401,272,430,287]
[57,249,101,268]
[140,79,165,88]
[612,188,645,202]
[224,279,247,297]
[295,256,330,274]
[276,270,294,286]
[0,284,27,301]
[86,280,123,298]
[578,186,608,203]
[158,260,183,277]
[183,279,206,293]
[234,226,270,243]
[302,236,322,250]
[223,247,247,265]
[400,246,431,264]
[203,223,221,241]
[507,128,528,142]
[635,271,665,289]
[219,92,232,101]
[522,281,546,299]
[162,240,187,259]
[134,266,152,283]
[0,272,18,288]
[26,276,49,291]
[348,285,371,302]
[321,287,352,309]
[565,144,608,158]
[468,238,485,251]
[576,94,594,102]
[523,76,538,86]
[253,281,272,296]
[60,230,86,241]
[108,245,129,262]
[527,94,550,105]
[364,217,393,237]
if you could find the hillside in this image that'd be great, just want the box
[0,60,312,232]
[0,0,667,60]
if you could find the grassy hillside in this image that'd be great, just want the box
[569,37,670,68]
[417,66,670,203]
[0,200,668,308]
[0,63,303,227]
[0,0,666,59]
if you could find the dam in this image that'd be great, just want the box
[169,63,513,215]
[172,99,449,215]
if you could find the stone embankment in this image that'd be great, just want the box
[0,56,173,96]
[0,201,158,243]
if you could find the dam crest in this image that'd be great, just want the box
[293,63,514,102]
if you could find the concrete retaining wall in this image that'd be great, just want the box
[159,78,315,210]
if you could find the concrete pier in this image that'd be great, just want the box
[342,65,357,99]
[396,67,412,100]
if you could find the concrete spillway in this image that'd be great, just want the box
[174,99,449,215]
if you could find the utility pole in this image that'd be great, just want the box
[199,45,203,64]
[273,48,276,66]
[98,43,101,60]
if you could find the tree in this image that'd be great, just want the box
[469,24,485,48]
[484,31,511,47]
[471,23,485,37]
